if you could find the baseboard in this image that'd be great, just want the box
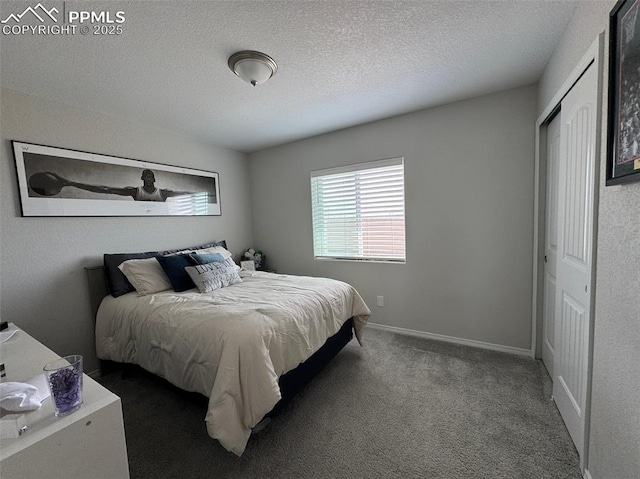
[583,469,593,479]
[366,322,533,357]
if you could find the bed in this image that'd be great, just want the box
[87,241,371,456]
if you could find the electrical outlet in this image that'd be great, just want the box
[376,295,384,307]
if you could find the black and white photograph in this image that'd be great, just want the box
[607,0,640,185]
[12,141,221,216]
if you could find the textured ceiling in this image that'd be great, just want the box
[0,1,579,153]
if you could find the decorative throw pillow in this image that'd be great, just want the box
[104,240,227,297]
[156,253,198,292]
[118,257,172,296]
[184,258,243,293]
[189,252,225,265]
[194,245,232,259]
[194,246,241,272]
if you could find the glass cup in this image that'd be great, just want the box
[43,355,83,416]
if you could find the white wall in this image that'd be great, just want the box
[0,88,253,372]
[537,1,614,113]
[249,85,537,352]
[538,1,640,477]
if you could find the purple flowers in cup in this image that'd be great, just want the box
[43,355,83,416]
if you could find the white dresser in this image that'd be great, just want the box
[0,324,130,478]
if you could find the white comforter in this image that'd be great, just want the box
[95,271,370,456]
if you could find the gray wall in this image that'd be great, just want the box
[537,1,614,113]
[0,88,253,372]
[538,1,640,477]
[249,85,537,352]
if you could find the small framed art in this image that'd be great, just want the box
[607,0,640,185]
[240,260,256,271]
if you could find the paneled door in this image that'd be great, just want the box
[542,113,561,377]
[553,62,598,458]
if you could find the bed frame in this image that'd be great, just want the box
[85,266,354,416]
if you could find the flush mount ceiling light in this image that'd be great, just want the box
[228,50,278,87]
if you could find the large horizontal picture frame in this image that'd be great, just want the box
[12,141,221,217]
[607,0,640,185]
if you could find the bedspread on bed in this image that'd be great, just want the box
[95,271,370,455]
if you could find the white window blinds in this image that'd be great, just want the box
[310,157,406,262]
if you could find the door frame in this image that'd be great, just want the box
[531,33,604,471]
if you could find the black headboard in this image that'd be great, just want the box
[85,266,108,321]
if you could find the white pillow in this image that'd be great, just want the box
[184,258,242,293]
[118,257,172,295]
[195,245,232,258]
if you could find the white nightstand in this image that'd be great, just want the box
[0,323,130,478]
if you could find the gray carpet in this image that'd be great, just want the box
[97,328,581,479]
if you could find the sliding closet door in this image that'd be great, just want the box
[553,62,598,458]
[542,114,561,377]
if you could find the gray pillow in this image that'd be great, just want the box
[185,258,242,293]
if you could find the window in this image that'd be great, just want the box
[310,157,406,262]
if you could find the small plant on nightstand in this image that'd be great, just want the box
[243,248,265,270]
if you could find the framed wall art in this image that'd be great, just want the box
[240,260,256,271]
[607,0,640,185]
[12,141,221,216]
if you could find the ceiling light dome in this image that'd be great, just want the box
[228,50,278,86]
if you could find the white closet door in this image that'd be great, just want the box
[542,114,561,377]
[553,63,598,457]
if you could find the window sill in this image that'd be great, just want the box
[314,257,405,265]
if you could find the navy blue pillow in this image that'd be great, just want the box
[156,254,198,292]
[213,240,227,250]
